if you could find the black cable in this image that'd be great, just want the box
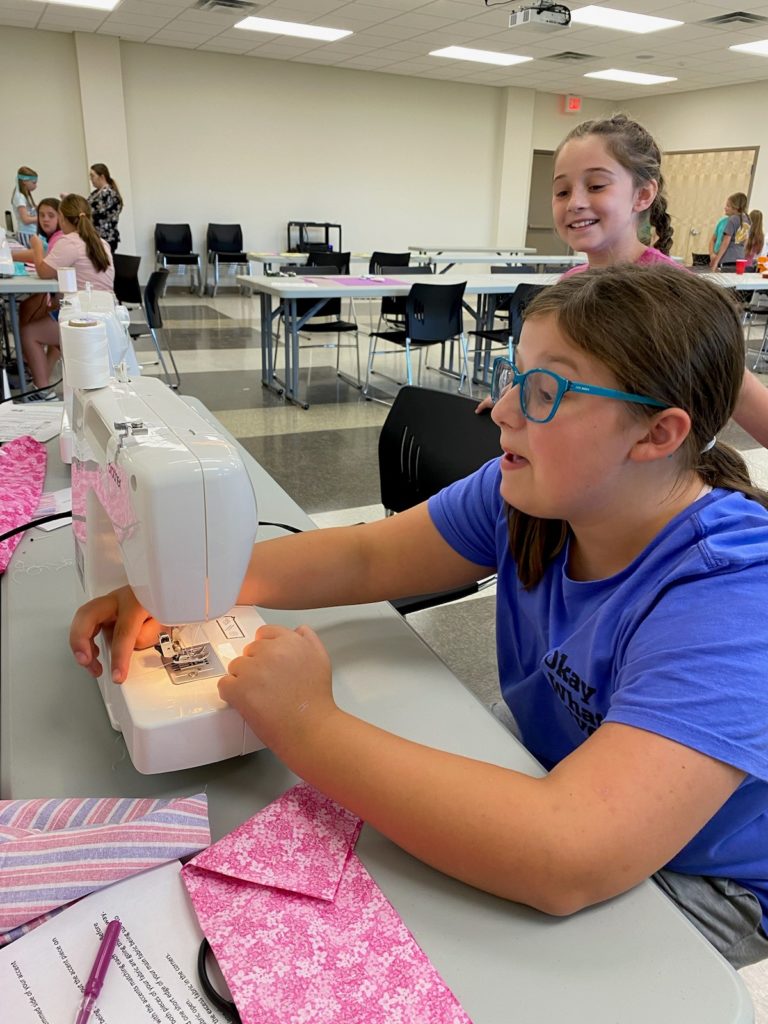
[0,510,72,543]
[260,520,304,535]
[0,376,63,405]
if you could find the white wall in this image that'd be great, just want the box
[0,28,87,210]
[119,42,506,272]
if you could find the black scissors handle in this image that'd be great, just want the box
[197,937,242,1023]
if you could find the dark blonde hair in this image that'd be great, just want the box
[555,114,673,255]
[747,209,764,260]
[728,192,749,215]
[13,165,37,208]
[36,197,60,240]
[59,193,110,273]
[506,264,768,588]
[90,163,122,203]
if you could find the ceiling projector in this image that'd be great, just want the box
[509,4,571,30]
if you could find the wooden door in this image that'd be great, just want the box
[662,148,758,263]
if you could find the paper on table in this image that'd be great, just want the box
[34,486,72,530]
[0,401,63,443]
[0,861,228,1024]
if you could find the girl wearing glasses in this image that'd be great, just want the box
[71,265,768,969]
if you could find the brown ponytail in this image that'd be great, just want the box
[59,194,110,273]
[506,264,768,589]
[90,163,122,204]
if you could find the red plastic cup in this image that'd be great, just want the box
[736,259,748,275]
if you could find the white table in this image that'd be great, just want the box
[0,273,59,396]
[248,252,373,275]
[423,253,586,273]
[238,272,560,408]
[707,272,768,290]
[409,245,538,255]
[0,408,753,1024]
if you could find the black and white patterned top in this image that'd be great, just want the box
[88,186,122,248]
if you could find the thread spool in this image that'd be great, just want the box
[57,267,77,293]
[60,318,110,390]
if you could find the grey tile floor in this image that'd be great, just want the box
[143,284,768,1016]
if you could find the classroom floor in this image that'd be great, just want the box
[136,276,768,1017]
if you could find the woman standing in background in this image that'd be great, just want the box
[10,166,39,244]
[87,163,122,252]
[710,192,750,270]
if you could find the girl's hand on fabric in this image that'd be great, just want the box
[219,624,336,756]
[69,586,164,683]
[475,395,493,414]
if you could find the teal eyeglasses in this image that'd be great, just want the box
[490,356,668,424]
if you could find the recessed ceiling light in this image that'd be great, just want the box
[730,39,768,57]
[31,0,121,9]
[429,46,532,66]
[584,68,677,84]
[571,6,682,33]
[235,16,352,42]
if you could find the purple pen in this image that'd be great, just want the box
[75,918,121,1024]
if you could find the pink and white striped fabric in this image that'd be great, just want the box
[0,794,210,946]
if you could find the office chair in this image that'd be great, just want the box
[468,282,545,386]
[4,211,14,234]
[691,252,711,267]
[364,280,469,402]
[128,269,181,389]
[112,254,142,306]
[155,223,203,295]
[368,251,410,274]
[205,223,248,296]
[378,385,499,614]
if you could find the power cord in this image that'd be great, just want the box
[0,510,72,543]
[0,376,63,405]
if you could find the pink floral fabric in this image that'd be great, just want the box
[0,435,47,573]
[182,783,473,1024]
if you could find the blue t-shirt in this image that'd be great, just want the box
[429,459,768,923]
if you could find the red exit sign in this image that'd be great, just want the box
[563,94,582,113]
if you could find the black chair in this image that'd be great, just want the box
[374,264,433,335]
[469,282,545,381]
[368,251,410,274]
[155,223,203,295]
[379,386,499,614]
[4,210,14,234]
[206,223,248,296]
[112,254,142,306]
[364,280,468,402]
[491,263,536,275]
[128,269,181,389]
[691,252,711,267]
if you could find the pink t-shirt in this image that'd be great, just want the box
[43,232,114,292]
[45,229,63,254]
[562,247,681,277]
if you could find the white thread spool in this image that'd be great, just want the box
[57,267,77,294]
[59,318,110,390]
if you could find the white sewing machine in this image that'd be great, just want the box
[70,374,266,774]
